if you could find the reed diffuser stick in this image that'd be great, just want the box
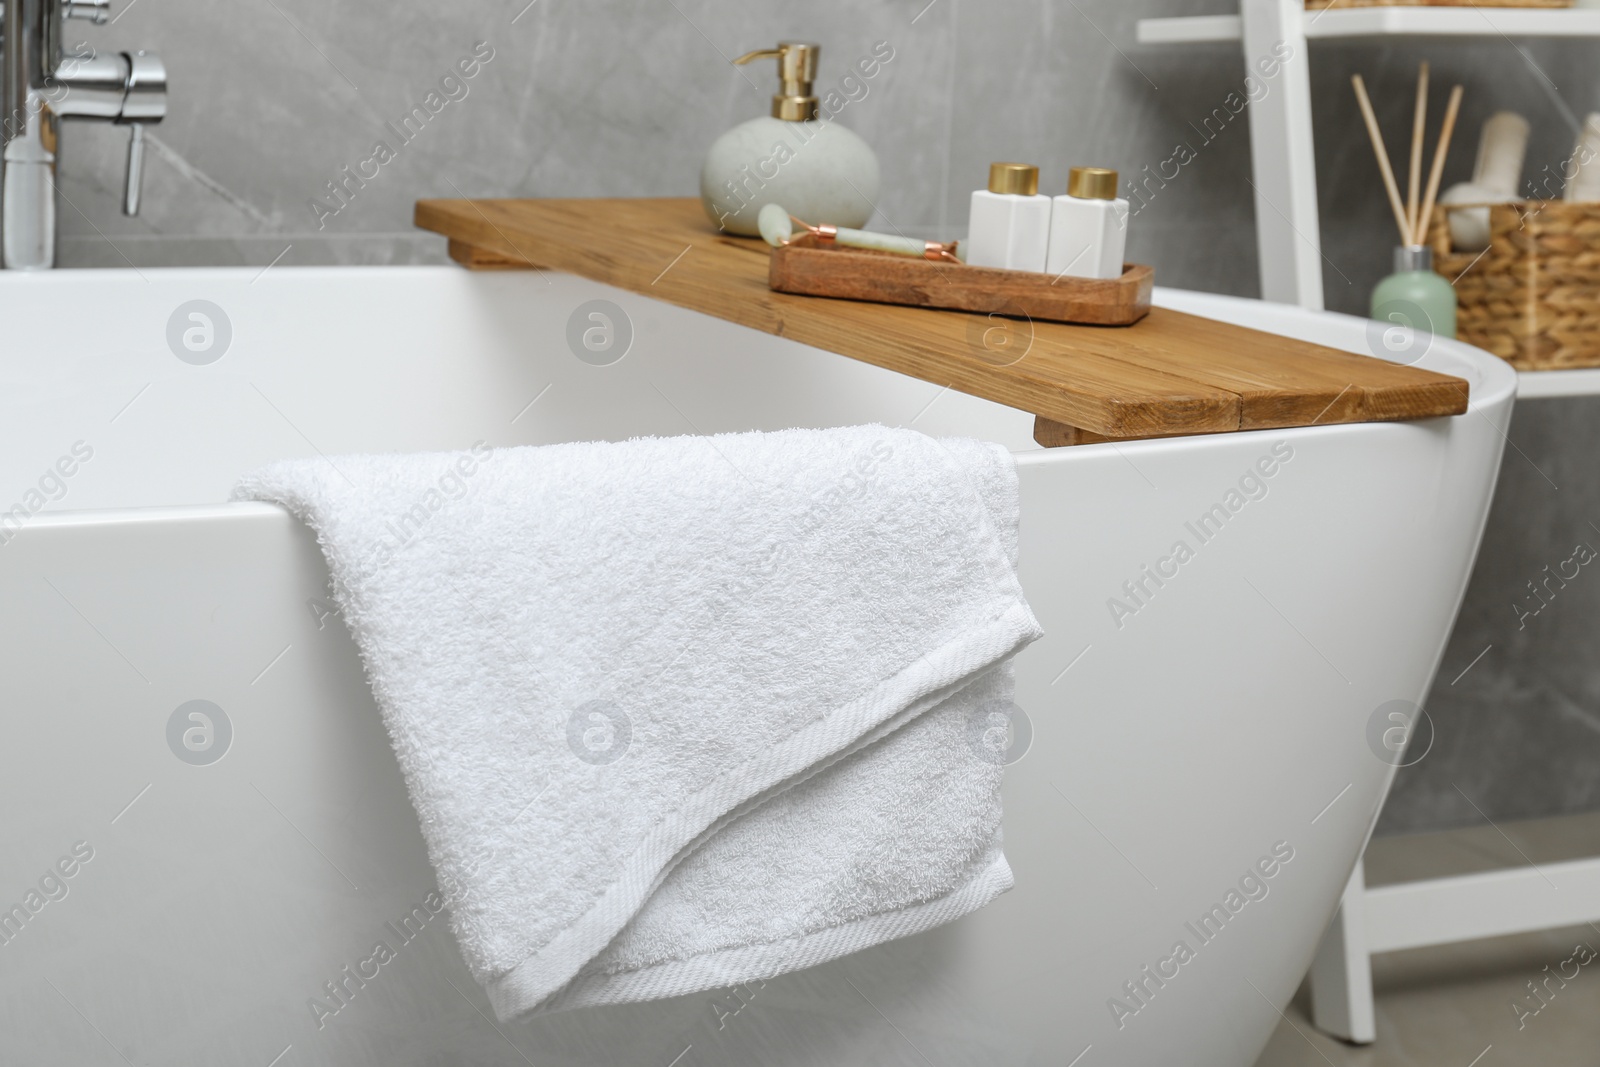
[1352,74,1412,245]
[1418,85,1465,250]
[1407,62,1430,244]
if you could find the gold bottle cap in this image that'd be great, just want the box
[1068,167,1119,201]
[733,42,820,122]
[988,163,1039,196]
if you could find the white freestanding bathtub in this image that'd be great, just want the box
[0,266,1512,1067]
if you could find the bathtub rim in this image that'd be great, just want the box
[0,263,1519,422]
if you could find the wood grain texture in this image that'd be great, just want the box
[768,233,1153,326]
[447,238,533,271]
[414,197,1470,442]
[1034,417,1238,446]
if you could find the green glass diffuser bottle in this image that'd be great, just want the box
[1371,244,1456,341]
[1352,64,1464,357]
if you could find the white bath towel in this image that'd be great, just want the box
[235,425,1041,1019]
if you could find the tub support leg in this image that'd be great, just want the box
[1308,858,1376,1044]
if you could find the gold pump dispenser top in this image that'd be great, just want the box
[733,42,821,121]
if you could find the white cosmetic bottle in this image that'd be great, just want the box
[966,163,1050,271]
[1047,167,1129,281]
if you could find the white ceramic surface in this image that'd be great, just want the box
[1046,193,1128,280]
[0,266,1514,1066]
[965,189,1050,272]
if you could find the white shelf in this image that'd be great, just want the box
[1364,856,1600,954]
[1138,7,1600,45]
[1138,14,1245,43]
[1517,367,1600,398]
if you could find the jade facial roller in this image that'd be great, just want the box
[758,202,961,263]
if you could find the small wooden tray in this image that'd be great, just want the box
[768,233,1152,327]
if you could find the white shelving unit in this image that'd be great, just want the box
[1136,1,1600,313]
[1517,367,1600,397]
[1140,6,1600,44]
[1139,0,1600,1045]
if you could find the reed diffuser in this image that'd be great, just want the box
[1353,64,1463,344]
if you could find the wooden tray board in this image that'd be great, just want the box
[414,197,1469,444]
[768,233,1153,326]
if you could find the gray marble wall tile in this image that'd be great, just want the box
[57,0,956,265]
[947,0,1265,296]
[28,0,1600,833]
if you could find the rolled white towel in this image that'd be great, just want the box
[1440,181,1499,252]
[1565,113,1600,203]
[1438,112,1531,252]
[1475,111,1529,198]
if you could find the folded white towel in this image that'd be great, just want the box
[236,426,1041,1019]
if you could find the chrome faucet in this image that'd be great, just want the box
[1,0,166,269]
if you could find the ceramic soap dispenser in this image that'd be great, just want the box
[700,42,880,236]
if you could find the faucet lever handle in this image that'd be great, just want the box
[123,123,146,216]
[117,50,165,217]
[64,0,111,23]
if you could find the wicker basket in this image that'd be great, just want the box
[1428,201,1600,371]
[1306,1,1571,8]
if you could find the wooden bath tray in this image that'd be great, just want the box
[414,197,1470,446]
[768,233,1152,326]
